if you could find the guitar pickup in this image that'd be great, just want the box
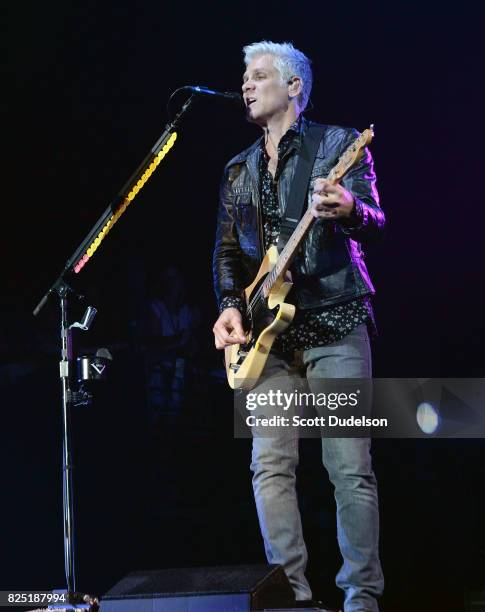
[229,363,240,372]
[237,350,248,357]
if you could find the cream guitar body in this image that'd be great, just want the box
[224,245,295,390]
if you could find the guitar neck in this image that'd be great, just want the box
[262,208,315,294]
[261,125,373,297]
[262,164,340,294]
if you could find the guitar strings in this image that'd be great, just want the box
[241,133,367,335]
[246,235,295,314]
[245,173,337,313]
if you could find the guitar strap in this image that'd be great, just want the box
[277,123,326,252]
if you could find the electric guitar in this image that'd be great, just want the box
[225,125,374,390]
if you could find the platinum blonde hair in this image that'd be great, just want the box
[243,40,313,111]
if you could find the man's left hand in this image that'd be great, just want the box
[311,178,355,220]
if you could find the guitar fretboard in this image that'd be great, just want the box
[261,127,372,297]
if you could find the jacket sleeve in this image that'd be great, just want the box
[212,166,247,309]
[338,128,385,241]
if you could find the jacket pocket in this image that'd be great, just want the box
[234,192,253,225]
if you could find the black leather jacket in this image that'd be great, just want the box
[213,117,385,310]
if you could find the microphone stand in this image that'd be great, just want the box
[32,95,196,610]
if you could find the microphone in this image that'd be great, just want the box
[183,85,242,101]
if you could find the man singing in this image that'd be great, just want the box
[212,41,385,611]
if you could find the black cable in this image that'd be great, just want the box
[166,86,192,123]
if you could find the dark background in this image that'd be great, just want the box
[2,1,485,610]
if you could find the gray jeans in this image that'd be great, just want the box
[250,324,384,611]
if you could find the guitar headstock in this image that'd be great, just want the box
[328,124,375,183]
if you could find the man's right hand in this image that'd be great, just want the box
[213,308,247,350]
